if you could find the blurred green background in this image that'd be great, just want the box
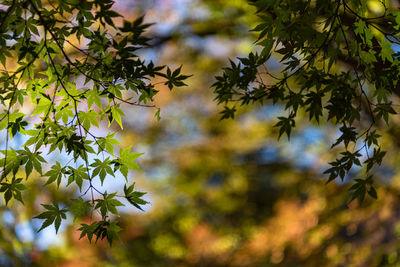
[2,0,400,266]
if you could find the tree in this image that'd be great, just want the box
[2,0,400,265]
[27,0,400,262]
[214,0,400,201]
[0,0,189,245]
[2,0,400,249]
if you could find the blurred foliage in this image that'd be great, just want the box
[2,0,400,266]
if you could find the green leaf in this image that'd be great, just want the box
[69,197,91,221]
[95,191,124,217]
[44,162,64,187]
[379,39,394,62]
[79,110,100,129]
[87,87,103,109]
[78,220,122,245]
[0,177,27,205]
[124,183,149,211]
[105,221,122,246]
[154,108,161,122]
[66,165,89,191]
[97,132,121,156]
[219,106,236,120]
[0,149,22,180]
[274,115,295,140]
[20,147,46,178]
[110,105,125,129]
[91,158,114,185]
[119,146,143,177]
[34,203,67,233]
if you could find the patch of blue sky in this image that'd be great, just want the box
[301,126,325,145]
[29,206,73,250]
[2,210,14,226]
[33,223,67,251]
[153,23,175,36]
[277,127,326,168]
[294,152,319,168]
[0,130,25,150]
[280,139,313,168]
[172,0,192,16]
[257,146,279,164]
[391,42,400,53]
[253,104,284,121]
[138,48,160,64]
[267,55,282,70]
[15,222,35,243]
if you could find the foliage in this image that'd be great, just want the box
[2,0,400,256]
[2,0,400,266]
[214,0,400,200]
[0,0,188,244]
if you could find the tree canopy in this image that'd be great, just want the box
[0,0,189,245]
[1,0,400,253]
[214,0,400,202]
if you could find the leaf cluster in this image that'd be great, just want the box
[0,0,189,244]
[214,0,399,201]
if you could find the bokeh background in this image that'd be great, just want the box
[2,0,400,266]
